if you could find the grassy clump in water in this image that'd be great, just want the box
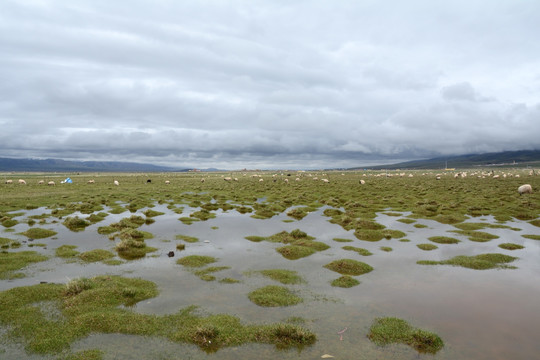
[0,237,21,249]
[324,259,373,276]
[498,243,524,250]
[380,246,393,252]
[417,253,518,270]
[262,229,328,260]
[97,226,116,235]
[254,269,306,284]
[78,249,115,263]
[450,230,499,242]
[194,266,230,281]
[333,238,353,243]
[342,246,372,256]
[428,236,460,244]
[63,216,92,232]
[417,243,438,251]
[55,245,79,258]
[397,218,416,224]
[0,275,315,354]
[176,234,199,243]
[414,223,428,228]
[0,251,48,279]
[177,255,218,268]
[331,275,360,288]
[245,235,266,242]
[248,285,303,307]
[522,234,540,240]
[2,218,18,227]
[20,227,57,239]
[143,209,165,217]
[368,317,444,354]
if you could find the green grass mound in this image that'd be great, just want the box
[248,285,303,307]
[397,218,416,224]
[331,275,360,288]
[2,218,18,228]
[498,243,524,250]
[417,243,438,251]
[0,251,48,279]
[380,246,393,252]
[245,235,266,242]
[522,234,540,240]
[368,317,444,354]
[342,246,373,256]
[176,234,199,243]
[333,238,353,243]
[451,230,499,242]
[428,236,460,244]
[79,249,115,263]
[194,266,231,281]
[63,216,91,232]
[0,236,21,249]
[21,228,57,239]
[143,209,165,217]
[0,276,315,354]
[177,255,218,268]
[255,269,305,284]
[55,245,79,258]
[276,245,316,260]
[417,253,518,270]
[324,259,373,276]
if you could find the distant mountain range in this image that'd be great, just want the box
[355,149,540,170]
[1,149,539,172]
[0,157,187,172]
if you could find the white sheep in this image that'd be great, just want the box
[48,181,55,186]
[224,177,232,181]
[5,179,13,184]
[87,180,95,184]
[518,184,533,195]
[200,178,205,183]
[38,180,45,185]
[114,180,119,186]
[321,178,329,183]
[165,180,170,184]
[360,179,366,185]
[18,179,26,185]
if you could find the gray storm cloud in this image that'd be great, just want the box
[1,0,539,169]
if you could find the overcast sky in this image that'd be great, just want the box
[1,0,539,169]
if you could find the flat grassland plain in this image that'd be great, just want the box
[1,170,539,360]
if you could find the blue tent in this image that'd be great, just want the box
[64,177,73,184]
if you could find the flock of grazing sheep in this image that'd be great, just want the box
[2,170,536,195]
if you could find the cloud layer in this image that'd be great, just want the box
[1,0,539,169]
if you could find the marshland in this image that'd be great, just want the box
[1,169,539,360]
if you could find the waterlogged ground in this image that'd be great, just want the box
[1,171,540,359]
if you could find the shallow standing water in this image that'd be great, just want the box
[2,204,540,360]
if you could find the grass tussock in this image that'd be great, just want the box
[417,243,438,251]
[21,227,57,239]
[324,259,373,276]
[368,317,444,354]
[0,276,316,354]
[254,269,305,284]
[498,243,524,250]
[331,275,360,288]
[418,253,518,270]
[248,285,303,307]
[177,255,218,268]
[428,236,460,244]
[0,251,48,279]
[342,246,373,256]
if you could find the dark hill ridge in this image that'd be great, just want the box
[355,150,540,170]
[0,157,185,172]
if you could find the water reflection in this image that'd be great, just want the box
[1,205,540,359]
